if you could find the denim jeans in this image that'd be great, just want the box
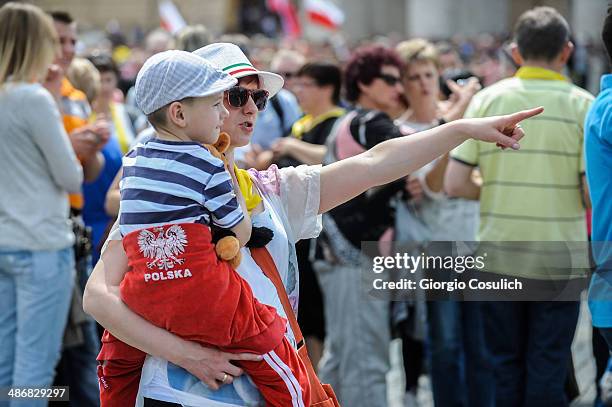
[0,247,74,407]
[483,301,580,407]
[53,254,100,407]
[427,300,494,407]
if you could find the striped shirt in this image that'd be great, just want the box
[452,67,593,243]
[119,138,243,236]
[451,67,593,280]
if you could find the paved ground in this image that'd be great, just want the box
[385,298,598,407]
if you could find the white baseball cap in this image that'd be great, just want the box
[193,43,284,98]
[135,49,237,115]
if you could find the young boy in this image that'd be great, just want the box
[97,50,310,406]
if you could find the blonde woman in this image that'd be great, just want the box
[0,2,83,398]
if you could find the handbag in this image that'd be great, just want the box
[250,247,341,407]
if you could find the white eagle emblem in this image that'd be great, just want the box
[137,225,188,270]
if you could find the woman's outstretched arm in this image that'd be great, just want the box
[318,107,543,214]
[83,239,262,390]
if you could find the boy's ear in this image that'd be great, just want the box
[167,101,187,128]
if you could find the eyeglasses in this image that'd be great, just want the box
[377,73,401,86]
[226,86,269,111]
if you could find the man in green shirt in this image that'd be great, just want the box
[445,7,592,406]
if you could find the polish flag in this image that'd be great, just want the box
[158,0,186,34]
[266,0,302,38]
[305,0,345,30]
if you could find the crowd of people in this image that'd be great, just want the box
[0,2,611,407]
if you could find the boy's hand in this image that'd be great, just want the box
[246,226,274,248]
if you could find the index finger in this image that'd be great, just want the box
[505,106,544,126]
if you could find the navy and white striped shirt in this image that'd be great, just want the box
[119,138,243,236]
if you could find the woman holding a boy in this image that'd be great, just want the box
[84,42,541,406]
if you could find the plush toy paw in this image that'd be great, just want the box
[227,250,242,270]
[215,236,241,267]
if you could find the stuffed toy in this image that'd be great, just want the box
[205,133,273,268]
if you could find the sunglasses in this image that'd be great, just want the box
[226,86,269,111]
[377,73,401,86]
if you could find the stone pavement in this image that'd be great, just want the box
[385,298,598,407]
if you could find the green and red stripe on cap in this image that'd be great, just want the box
[222,62,258,77]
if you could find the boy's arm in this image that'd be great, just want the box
[202,152,252,246]
[230,217,252,247]
[105,168,122,217]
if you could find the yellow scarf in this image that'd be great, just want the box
[234,165,262,214]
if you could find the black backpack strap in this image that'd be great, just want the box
[270,96,286,136]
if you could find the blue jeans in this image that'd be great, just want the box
[53,254,100,407]
[427,300,494,407]
[0,247,74,407]
[483,301,580,407]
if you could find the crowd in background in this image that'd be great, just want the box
[0,1,611,407]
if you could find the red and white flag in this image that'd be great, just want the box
[305,0,345,30]
[266,0,302,38]
[158,0,186,34]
